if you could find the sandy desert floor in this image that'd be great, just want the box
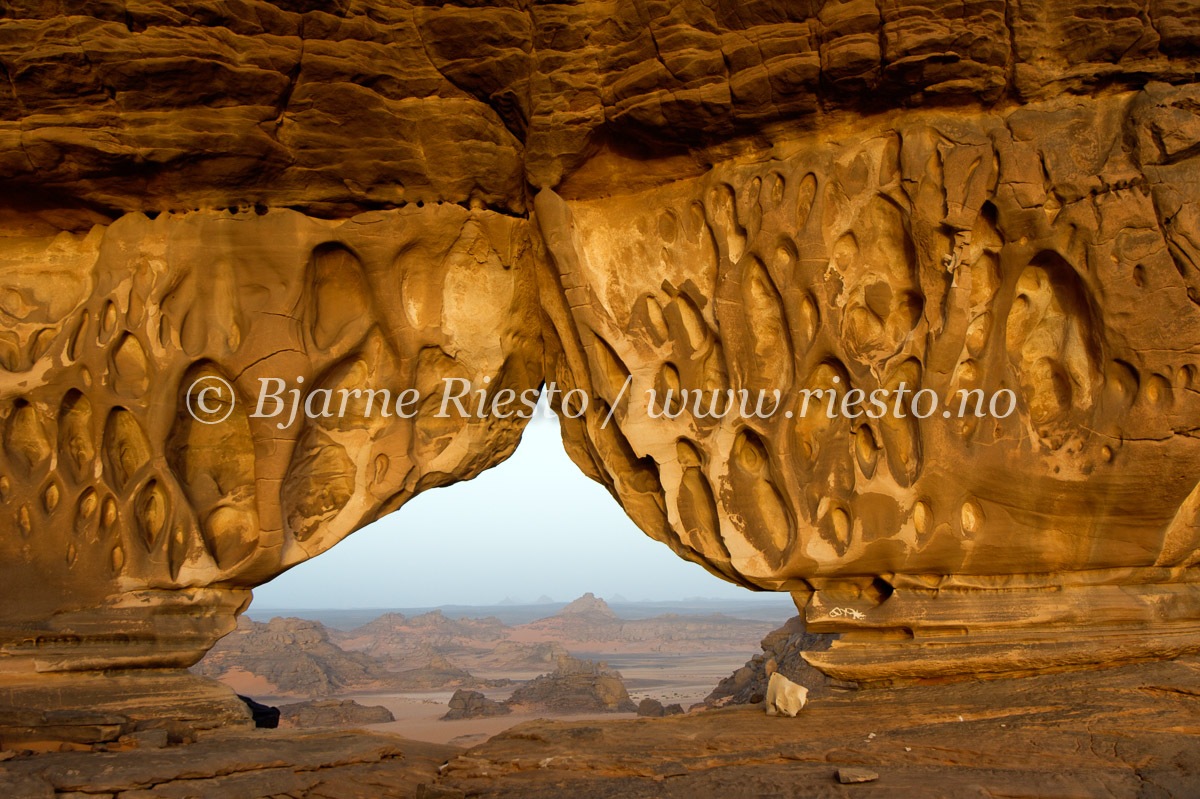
[321,652,750,746]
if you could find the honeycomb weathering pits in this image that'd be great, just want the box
[0,207,542,677]
[535,89,1200,679]
[540,96,1200,586]
[3,0,1200,739]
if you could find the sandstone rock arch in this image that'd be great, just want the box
[3,0,1200,744]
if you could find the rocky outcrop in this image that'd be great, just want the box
[391,653,508,692]
[0,671,251,752]
[442,690,511,721]
[441,654,641,720]
[477,641,570,673]
[554,593,617,618]
[193,605,759,710]
[504,656,637,714]
[278,699,395,729]
[193,617,397,697]
[194,618,503,696]
[431,656,1200,797]
[706,616,841,707]
[636,698,664,718]
[5,0,1200,741]
[0,2,529,217]
[636,698,684,718]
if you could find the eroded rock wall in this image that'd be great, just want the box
[539,88,1200,585]
[0,205,542,682]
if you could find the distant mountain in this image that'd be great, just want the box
[217,596,784,691]
[246,596,798,628]
[555,593,618,618]
[502,594,776,652]
[535,595,555,604]
[334,610,507,661]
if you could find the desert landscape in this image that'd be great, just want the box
[193,594,796,745]
[4,0,1200,796]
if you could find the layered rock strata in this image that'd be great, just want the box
[0,728,457,797]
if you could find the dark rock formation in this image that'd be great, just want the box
[505,656,637,714]
[278,699,395,729]
[636,698,664,717]
[237,695,280,729]
[706,616,842,707]
[193,617,504,697]
[191,617,400,698]
[442,690,511,721]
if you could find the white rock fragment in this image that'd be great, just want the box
[765,672,808,717]
[837,767,879,784]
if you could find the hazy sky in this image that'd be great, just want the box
[253,404,779,609]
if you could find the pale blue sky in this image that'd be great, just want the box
[253,403,780,609]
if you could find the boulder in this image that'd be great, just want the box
[765,674,808,718]
[636,699,665,717]
[277,700,394,729]
[442,691,511,721]
[505,657,637,714]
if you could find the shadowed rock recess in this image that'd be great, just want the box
[3,0,1200,746]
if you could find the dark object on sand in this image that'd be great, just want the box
[238,694,280,728]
